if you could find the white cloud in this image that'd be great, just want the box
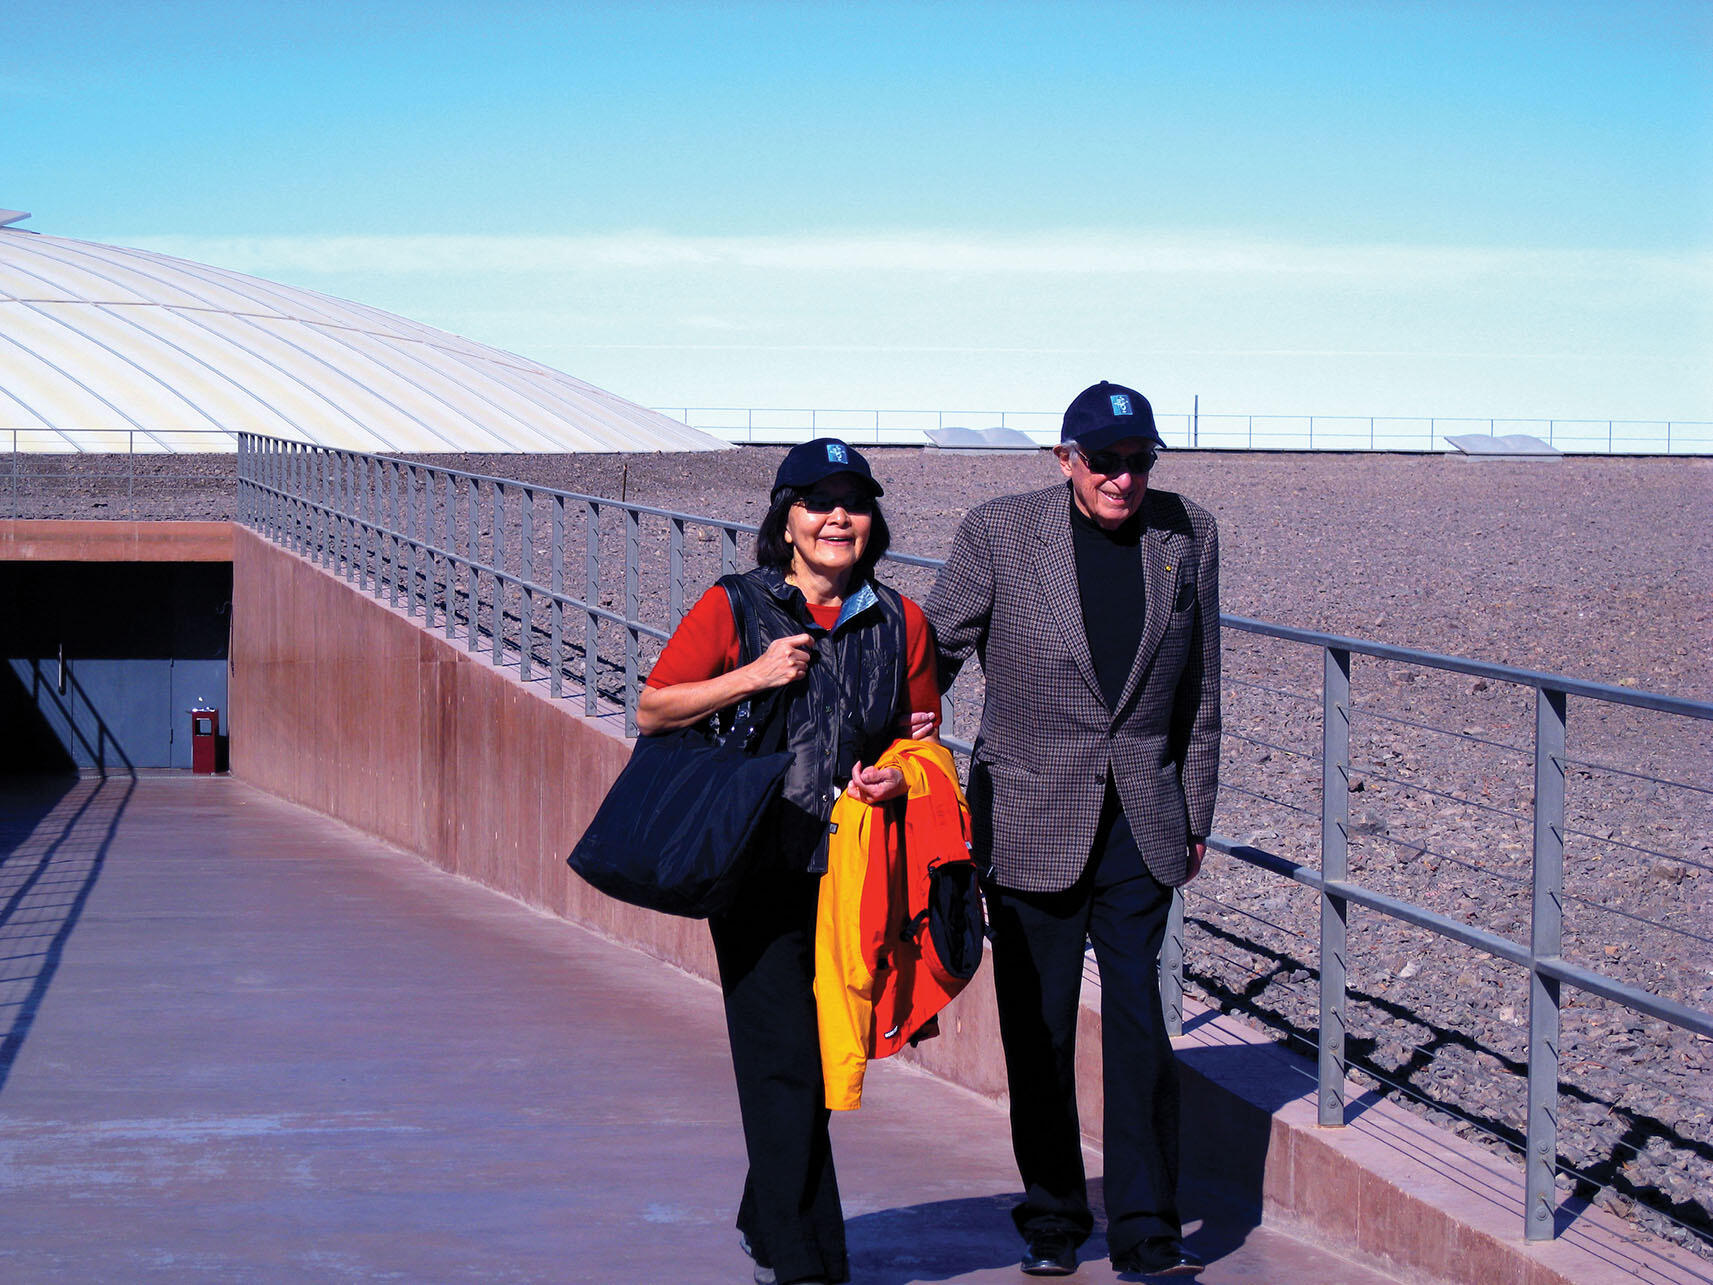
[121,229,1712,288]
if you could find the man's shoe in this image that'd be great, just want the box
[1020,1231,1078,1276]
[1111,1236,1205,1277]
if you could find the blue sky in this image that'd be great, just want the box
[8,1,1710,419]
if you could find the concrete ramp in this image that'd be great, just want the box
[0,775,1403,1284]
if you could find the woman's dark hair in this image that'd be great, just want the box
[754,485,891,583]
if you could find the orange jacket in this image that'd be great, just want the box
[815,739,976,1110]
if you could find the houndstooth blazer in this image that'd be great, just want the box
[927,483,1221,892]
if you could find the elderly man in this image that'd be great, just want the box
[927,382,1220,1278]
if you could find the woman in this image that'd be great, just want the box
[638,439,940,1285]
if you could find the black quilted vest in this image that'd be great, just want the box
[721,566,909,873]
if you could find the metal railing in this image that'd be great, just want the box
[236,433,1712,1247]
[4,428,239,519]
[653,407,1713,454]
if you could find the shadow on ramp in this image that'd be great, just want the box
[845,1173,1266,1283]
[0,774,134,1094]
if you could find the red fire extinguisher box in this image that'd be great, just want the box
[190,707,220,774]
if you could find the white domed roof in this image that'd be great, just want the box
[0,213,726,454]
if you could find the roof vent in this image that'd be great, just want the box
[0,210,32,228]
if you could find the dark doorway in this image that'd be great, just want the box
[0,562,231,773]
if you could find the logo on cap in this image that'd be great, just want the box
[1110,394,1132,416]
[827,443,848,464]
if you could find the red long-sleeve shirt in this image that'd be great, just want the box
[646,584,940,726]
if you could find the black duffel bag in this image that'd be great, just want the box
[567,582,792,918]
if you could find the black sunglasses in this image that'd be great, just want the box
[1077,445,1158,476]
[798,489,875,515]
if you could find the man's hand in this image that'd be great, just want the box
[901,709,938,740]
[1185,841,1206,881]
[846,761,907,805]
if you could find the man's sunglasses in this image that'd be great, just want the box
[798,490,875,515]
[1077,445,1158,476]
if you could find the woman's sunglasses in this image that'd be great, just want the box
[798,490,875,515]
[1077,445,1158,477]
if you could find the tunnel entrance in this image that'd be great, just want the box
[0,561,232,774]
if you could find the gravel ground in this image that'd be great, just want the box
[15,445,1713,1254]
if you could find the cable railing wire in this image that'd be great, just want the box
[1561,895,1713,949]
[1222,675,1321,705]
[1224,730,1319,761]
[1346,762,1537,826]
[1185,892,1310,941]
[1360,830,1533,889]
[1561,755,1713,798]
[1350,702,1534,756]
[1561,829,1713,876]
[1217,782,1321,819]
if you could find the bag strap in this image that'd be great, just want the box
[715,573,790,755]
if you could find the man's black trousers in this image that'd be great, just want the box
[986,781,1181,1258]
[709,867,848,1285]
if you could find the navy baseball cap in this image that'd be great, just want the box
[1060,381,1164,452]
[772,438,883,500]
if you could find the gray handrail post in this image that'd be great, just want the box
[324,447,336,574]
[1161,889,1185,1037]
[310,448,323,565]
[465,479,481,655]
[624,505,642,735]
[669,516,686,629]
[584,500,600,717]
[354,453,367,590]
[721,526,738,576]
[411,466,424,617]
[1526,686,1567,1240]
[491,481,505,666]
[402,464,417,615]
[321,449,333,570]
[424,469,439,627]
[519,487,535,684]
[1320,645,1351,1127]
[385,459,400,608]
[550,493,565,699]
[296,441,308,553]
[354,455,368,592]
[443,472,458,643]
[334,451,348,581]
[282,440,293,549]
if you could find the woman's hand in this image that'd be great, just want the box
[747,632,814,690]
[846,761,907,805]
[637,632,812,734]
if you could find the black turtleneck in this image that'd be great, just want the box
[1068,489,1146,709]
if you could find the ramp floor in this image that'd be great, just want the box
[0,775,1402,1284]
